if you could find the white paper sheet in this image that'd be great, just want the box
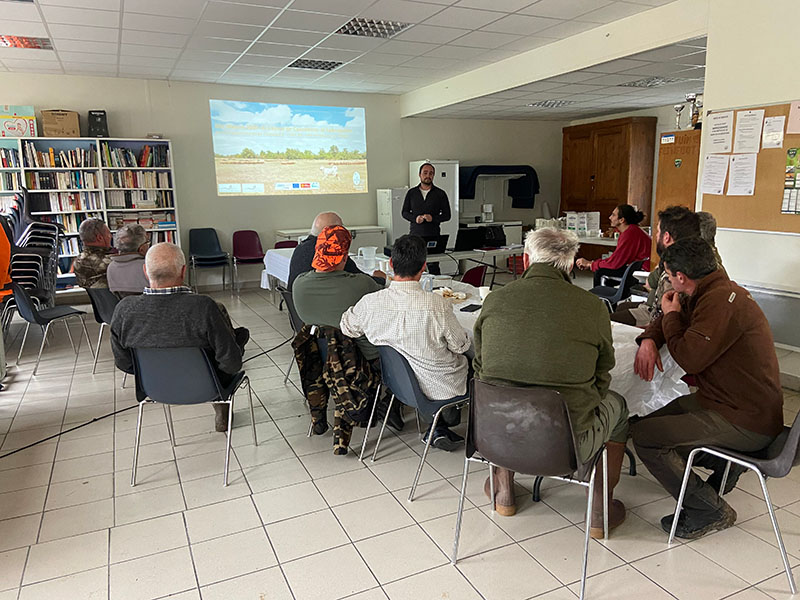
[705,110,734,153]
[727,153,758,196]
[733,109,765,154]
[700,154,730,195]
[762,116,786,149]
[787,101,800,134]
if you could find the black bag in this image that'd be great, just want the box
[483,225,506,248]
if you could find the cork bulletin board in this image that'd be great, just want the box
[701,102,800,234]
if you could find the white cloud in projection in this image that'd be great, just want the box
[209,100,366,156]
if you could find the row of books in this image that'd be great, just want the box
[105,189,173,209]
[0,197,18,212]
[58,237,81,256]
[28,191,102,213]
[1,172,20,191]
[102,170,170,189]
[0,148,20,168]
[150,230,176,244]
[23,142,98,168]
[101,142,170,168]
[39,211,102,234]
[108,211,175,230]
[25,170,98,191]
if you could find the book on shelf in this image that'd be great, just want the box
[39,211,101,234]
[1,171,20,191]
[102,170,170,189]
[105,188,173,209]
[0,147,20,168]
[151,230,176,244]
[25,170,98,190]
[58,237,80,256]
[22,142,97,168]
[28,191,101,212]
[101,142,170,168]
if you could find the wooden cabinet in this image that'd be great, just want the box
[560,116,657,224]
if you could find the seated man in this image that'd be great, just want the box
[293,224,402,432]
[111,243,249,432]
[631,237,783,539]
[288,211,383,289]
[474,228,628,530]
[341,234,469,451]
[107,224,150,297]
[73,218,114,289]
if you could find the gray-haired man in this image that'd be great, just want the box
[107,224,150,297]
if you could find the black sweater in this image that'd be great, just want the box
[401,184,451,237]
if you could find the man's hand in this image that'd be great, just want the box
[372,270,386,279]
[661,290,681,315]
[634,338,663,382]
[415,215,425,224]
[575,258,591,270]
[423,214,433,223]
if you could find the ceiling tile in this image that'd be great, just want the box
[271,68,323,79]
[120,30,188,47]
[57,50,118,64]
[119,55,176,68]
[0,48,57,60]
[288,0,375,14]
[250,41,310,58]
[402,55,460,69]
[395,24,469,44]
[377,39,439,56]
[578,1,653,24]
[41,5,119,27]
[548,71,603,83]
[519,0,613,20]
[318,34,385,52]
[192,21,265,40]
[1,2,42,21]
[630,44,702,62]
[119,66,172,76]
[481,13,560,35]
[335,62,388,74]
[258,28,328,46]
[455,0,536,11]
[0,20,48,37]
[271,10,350,32]
[48,23,119,42]
[227,63,277,74]
[123,13,197,34]
[353,52,410,66]
[125,0,208,19]
[423,6,504,29]
[62,63,118,74]
[303,47,363,61]
[38,0,119,9]
[186,37,252,52]
[450,30,520,49]
[237,53,293,67]
[120,44,183,58]
[361,0,445,23]
[422,44,485,59]
[54,39,118,54]
[584,57,649,73]
[513,80,564,92]
[583,72,643,85]
[176,58,233,69]
[201,2,281,26]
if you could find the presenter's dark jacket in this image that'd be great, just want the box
[401,184,451,237]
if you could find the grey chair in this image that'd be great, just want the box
[362,345,468,501]
[590,260,646,312]
[451,379,608,600]
[668,412,800,593]
[130,347,257,487]
[277,286,304,384]
[86,288,120,374]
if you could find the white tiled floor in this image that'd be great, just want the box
[1,287,799,600]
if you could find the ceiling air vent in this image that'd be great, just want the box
[526,100,575,108]
[619,76,694,88]
[0,35,52,49]
[287,58,342,71]
[336,18,412,39]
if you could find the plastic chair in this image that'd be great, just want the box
[590,260,645,312]
[668,412,800,593]
[189,228,230,292]
[274,240,298,249]
[451,379,608,600]
[460,265,487,287]
[276,286,304,384]
[13,283,93,375]
[361,345,469,500]
[232,230,265,293]
[86,288,121,374]
[130,347,258,487]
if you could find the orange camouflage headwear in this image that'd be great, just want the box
[312,225,352,272]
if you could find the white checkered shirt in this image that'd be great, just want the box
[340,280,470,400]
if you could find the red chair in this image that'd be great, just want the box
[461,265,487,288]
[231,230,265,292]
[274,240,298,249]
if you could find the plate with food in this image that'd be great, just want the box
[433,287,468,303]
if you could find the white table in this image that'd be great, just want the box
[261,247,294,291]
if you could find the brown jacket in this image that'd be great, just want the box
[638,270,783,436]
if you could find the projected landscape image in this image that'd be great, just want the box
[210,100,368,196]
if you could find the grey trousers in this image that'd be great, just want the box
[631,393,774,516]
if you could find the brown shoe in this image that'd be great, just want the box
[484,467,516,516]
[213,404,230,433]
[589,441,627,539]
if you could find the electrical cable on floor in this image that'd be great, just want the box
[0,336,294,461]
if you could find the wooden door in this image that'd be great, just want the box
[560,129,593,213]
[651,129,701,263]
[592,124,630,220]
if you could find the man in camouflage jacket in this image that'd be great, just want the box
[73,218,114,289]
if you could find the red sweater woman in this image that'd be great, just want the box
[576,204,651,287]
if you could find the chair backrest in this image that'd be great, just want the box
[277,286,304,334]
[609,260,646,305]
[12,283,44,325]
[86,288,120,325]
[461,265,487,287]
[189,228,224,257]
[759,411,800,479]
[377,345,427,412]
[274,240,298,249]
[232,230,264,258]
[469,379,578,477]
[132,347,224,405]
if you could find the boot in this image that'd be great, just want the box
[213,404,230,433]
[484,467,516,516]
[589,441,627,539]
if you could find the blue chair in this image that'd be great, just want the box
[189,228,230,292]
[86,288,120,374]
[590,260,645,312]
[130,347,257,487]
[362,345,469,501]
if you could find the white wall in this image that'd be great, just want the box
[700,0,800,293]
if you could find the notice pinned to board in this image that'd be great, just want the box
[762,116,786,149]
[787,101,800,134]
[727,154,758,196]
[705,111,733,153]
[700,154,730,195]
[733,109,765,154]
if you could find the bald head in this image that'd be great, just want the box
[144,242,186,288]
[310,212,343,236]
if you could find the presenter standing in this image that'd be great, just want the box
[401,162,451,274]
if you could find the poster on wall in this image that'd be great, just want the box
[733,109,765,154]
[705,110,733,153]
[783,148,800,213]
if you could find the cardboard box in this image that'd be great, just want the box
[41,109,80,137]
[0,105,37,137]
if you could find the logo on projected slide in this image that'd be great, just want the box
[275,182,320,191]
[353,171,361,186]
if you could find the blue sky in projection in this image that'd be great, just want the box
[209,100,366,155]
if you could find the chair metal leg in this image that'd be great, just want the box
[63,319,76,353]
[121,372,128,389]
[79,315,94,358]
[580,467,597,600]
[489,463,496,511]
[32,322,51,376]
[233,260,239,295]
[668,447,702,544]
[719,461,731,495]
[163,404,176,447]
[16,322,30,365]
[307,419,314,437]
[131,401,145,486]
[245,377,258,446]
[409,406,443,502]
[532,476,543,502]
[223,398,234,487]
[757,470,797,594]
[450,455,471,564]
[92,322,106,374]
[370,394,394,463]
[414,410,422,435]
[359,385,382,461]
[625,447,637,476]
[283,356,293,384]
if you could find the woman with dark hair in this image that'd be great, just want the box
[576,204,651,287]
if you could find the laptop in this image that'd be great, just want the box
[454,228,485,251]
[422,234,449,254]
